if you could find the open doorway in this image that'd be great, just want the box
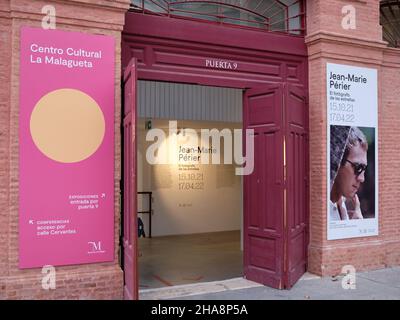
[135,80,244,290]
[122,15,309,298]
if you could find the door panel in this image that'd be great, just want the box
[123,76,308,294]
[244,84,308,289]
[123,59,138,300]
[285,85,308,288]
[244,85,285,289]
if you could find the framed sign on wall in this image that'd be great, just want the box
[19,27,115,268]
[326,63,378,240]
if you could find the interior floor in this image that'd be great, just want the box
[138,230,242,289]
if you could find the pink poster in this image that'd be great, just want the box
[19,27,115,268]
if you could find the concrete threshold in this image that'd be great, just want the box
[139,273,322,300]
[139,277,263,300]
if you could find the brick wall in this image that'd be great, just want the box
[306,0,400,276]
[1,0,399,299]
[0,0,130,299]
[307,0,382,42]
[0,0,12,285]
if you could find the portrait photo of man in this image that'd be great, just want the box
[329,125,375,221]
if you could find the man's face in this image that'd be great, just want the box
[335,144,367,198]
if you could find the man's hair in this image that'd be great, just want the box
[341,127,368,165]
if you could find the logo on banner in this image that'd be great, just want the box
[88,241,105,254]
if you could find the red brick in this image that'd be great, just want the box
[306,0,400,276]
[0,0,129,300]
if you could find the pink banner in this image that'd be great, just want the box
[19,27,115,268]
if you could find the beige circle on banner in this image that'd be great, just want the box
[30,88,105,163]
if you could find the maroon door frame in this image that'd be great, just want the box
[122,14,307,89]
[121,12,309,298]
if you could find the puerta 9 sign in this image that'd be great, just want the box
[19,27,115,268]
[327,63,378,240]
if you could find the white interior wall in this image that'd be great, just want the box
[136,81,243,238]
[137,120,242,237]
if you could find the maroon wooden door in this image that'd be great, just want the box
[284,84,309,288]
[123,58,138,300]
[243,84,285,289]
[243,84,308,289]
[121,11,309,296]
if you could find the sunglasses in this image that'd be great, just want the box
[345,159,367,176]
